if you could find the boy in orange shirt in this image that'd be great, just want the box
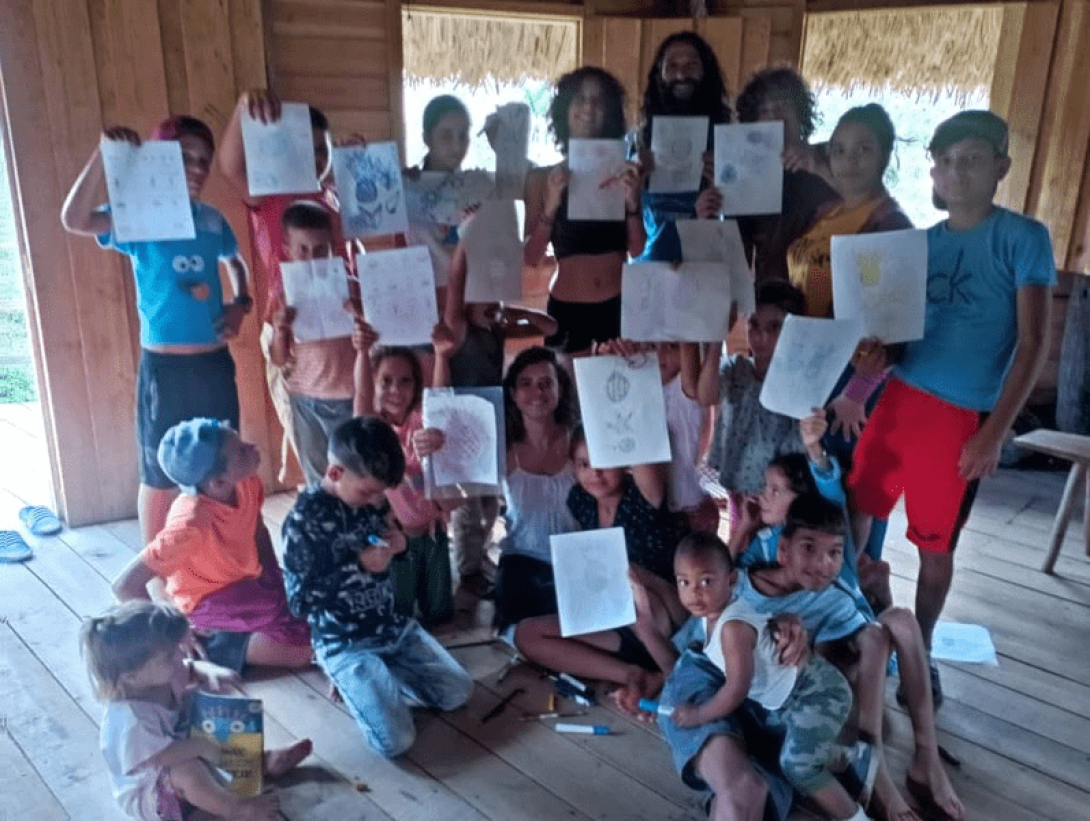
[113,418,312,673]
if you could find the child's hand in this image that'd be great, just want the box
[272,303,296,332]
[852,337,888,380]
[191,659,243,694]
[593,338,648,360]
[543,165,570,217]
[670,704,703,728]
[695,186,722,219]
[827,394,867,440]
[194,736,224,766]
[431,321,459,359]
[799,407,828,452]
[103,126,141,146]
[243,89,282,124]
[215,302,249,341]
[412,427,446,459]
[352,318,379,352]
[768,614,810,667]
[736,493,761,534]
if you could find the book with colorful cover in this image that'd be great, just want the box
[188,692,263,796]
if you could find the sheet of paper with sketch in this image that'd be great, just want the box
[423,389,499,487]
[279,257,353,343]
[621,262,731,342]
[649,116,708,194]
[485,102,530,200]
[573,353,672,469]
[404,169,496,226]
[831,228,928,344]
[675,218,755,314]
[100,139,195,243]
[240,103,320,197]
[759,315,862,419]
[333,142,409,238]
[567,138,628,221]
[355,246,437,346]
[461,199,523,303]
[551,528,636,637]
[714,121,784,216]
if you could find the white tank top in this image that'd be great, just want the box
[499,462,578,564]
[705,596,798,710]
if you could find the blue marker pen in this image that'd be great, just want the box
[367,534,389,548]
[638,698,674,717]
[554,723,611,735]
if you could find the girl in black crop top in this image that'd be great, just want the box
[523,67,647,354]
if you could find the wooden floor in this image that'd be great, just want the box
[1,400,1088,821]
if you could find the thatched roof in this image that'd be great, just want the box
[402,7,579,89]
[803,6,1002,101]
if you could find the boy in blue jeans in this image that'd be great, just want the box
[847,111,1055,691]
[281,416,473,757]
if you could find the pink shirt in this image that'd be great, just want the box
[385,410,442,534]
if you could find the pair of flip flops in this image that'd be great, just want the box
[0,506,62,564]
[0,531,33,563]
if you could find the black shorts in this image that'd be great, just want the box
[136,347,240,488]
[545,295,622,354]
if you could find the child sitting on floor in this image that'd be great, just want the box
[82,600,311,821]
[112,418,312,673]
[281,417,473,758]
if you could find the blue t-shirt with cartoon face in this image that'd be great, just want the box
[97,201,238,347]
[896,207,1055,411]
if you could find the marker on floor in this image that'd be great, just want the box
[554,723,611,735]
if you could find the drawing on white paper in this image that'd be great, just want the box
[759,315,862,419]
[550,528,636,637]
[831,229,927,344]
[280,257,353,343]
[675,218,755,314]
[714,122,784,216]
[422,390,499,487]
[574,354,671,468]
[621,263,732,342]
[567,139,627,221]
[404,170,496,227]
[240,103,320,196]
[930,622,998,666]
[100,139,195,243]
[485,103,531,199]
[461,199,523,302]
[355,246,437,346]
[649,116,708,193]
[333,143,408,238]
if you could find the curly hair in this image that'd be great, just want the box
[548,67,628,153]
[502,346,578,443]
[735,67,819,142]
[640,32,732,147]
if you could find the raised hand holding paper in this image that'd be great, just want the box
[240,102,320,196]
[422,388,500,488]
[567,139,627,221]
[404,169,496,226]
[574,354,671,468]
[100,139,195,243]
[831,229,927,343]
[714,122,784,216]
[649,116,708,193]
[486,102,531,200]
[621,262,732,342]
[461,199,523,302]
[551,528,636,637]
[355,246,437,346]
[759,315,862,419]
[333,142,408,238]
[280,257,353,343]
[675,218,755,314]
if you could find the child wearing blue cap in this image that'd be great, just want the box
[112,418,312,673]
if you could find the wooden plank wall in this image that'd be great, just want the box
[0,0,331,526]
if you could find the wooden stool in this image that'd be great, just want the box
[1012,429,1090,573]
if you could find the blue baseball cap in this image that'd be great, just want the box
[157,418,229,494]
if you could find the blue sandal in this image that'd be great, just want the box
[0,531,33,563]
[18,505,63,536]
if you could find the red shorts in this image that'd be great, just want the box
[848,378,982,554]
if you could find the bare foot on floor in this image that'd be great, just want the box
[612,668,663,716]
[872,767,922,821]
[264,739,313,778]
[907,753,964,821]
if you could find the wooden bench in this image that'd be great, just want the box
[1012,429,1090,573]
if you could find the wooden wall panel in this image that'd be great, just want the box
[697,16,744,94]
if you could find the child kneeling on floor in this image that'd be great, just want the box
[281,416,474,757]
[82,600,311,821]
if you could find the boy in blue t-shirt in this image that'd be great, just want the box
[281,416,473,758]
[61,116,252,545]
[847,111,1055,682]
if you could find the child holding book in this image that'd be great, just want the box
[112,418,312,673]
[82,600,311,821]
[281,417,473,758]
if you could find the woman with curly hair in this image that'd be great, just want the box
[523,68,646,355]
